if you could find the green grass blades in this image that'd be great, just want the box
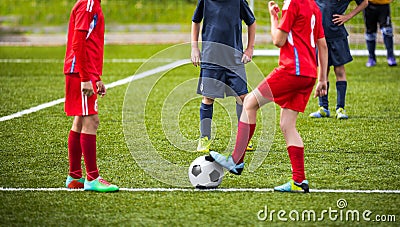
[0,45,399,225]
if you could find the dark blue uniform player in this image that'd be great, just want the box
[363,0,397,67]
[191,0,256,152]
[309,0,368,119]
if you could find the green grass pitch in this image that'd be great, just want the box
[0,44,399,226]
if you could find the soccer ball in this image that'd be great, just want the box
[188,155,224,189]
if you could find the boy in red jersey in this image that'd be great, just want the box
[64,0,118,192]
[210,0,328,193]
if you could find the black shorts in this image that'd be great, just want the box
[327,38,353,67]
[363,3,392,34]
[197,68,248,98]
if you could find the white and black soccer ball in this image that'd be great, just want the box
[188,155,224,189]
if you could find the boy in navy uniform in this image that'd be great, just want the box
[191,0,256,152]
[364,0,397,67]
[309,0,368,119]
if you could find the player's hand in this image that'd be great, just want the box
[241,47,253,64]
[96,80,106,97]
[268,1,280,18]
[81,81,95,97]
[332,14,350,26]
[191,47,201,67]
[314,81,327,98]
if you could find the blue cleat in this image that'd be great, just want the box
[366,58,376,67]
[209,151,244,175]
[274,179,309,193]
[387,57,397,66]
[309,107,330,118]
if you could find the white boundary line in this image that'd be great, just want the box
[0,58,177,63]
[0,187,399,193]
[0,59,190,122]
[253,49,400,57]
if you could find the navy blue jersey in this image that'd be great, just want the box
[192,0,255,70]
[315,0,363,40]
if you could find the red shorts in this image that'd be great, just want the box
[257,68,316,113]
[65,73,98,116]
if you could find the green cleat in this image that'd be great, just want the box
[65,175,84,189]
[335,108,348,119]
[84,176,119,192]
[274,179,309,193]
[197,136,212,152]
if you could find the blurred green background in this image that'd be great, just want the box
[1,0,399,33]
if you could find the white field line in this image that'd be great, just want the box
[253,49,400,56]
[0,59,190,122]
[0,98,65,122]
[0,58,177,63]
[0,187,399,193]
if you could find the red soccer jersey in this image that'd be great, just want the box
[64,0,104,80]
[277,0,324,78]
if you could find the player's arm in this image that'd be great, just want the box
[191,22,201,67]
[268,1,287,48]
[72,29,95,97]
[242,22,256,64]
[332,0,368,26]
[314,37,328,98]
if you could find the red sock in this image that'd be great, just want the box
[287,146,305,183]
[81,133,99,181]
[68,130,82,179]
[232,121,256,164]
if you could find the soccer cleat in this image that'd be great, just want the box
[246,140,255,151]
[274,179,309,193]
[309,107,330,118]
[335,108,348,120]
[65,175,84,189]
[387,57,397,66]
[366,58,376,67]
[84,176,119,192]
[197,136,212,152]
[209,151,244,175]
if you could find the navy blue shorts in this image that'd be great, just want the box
[327,38,353,67]
[197,68,248,98]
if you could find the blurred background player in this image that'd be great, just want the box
[210,0,328,193]
[64,0,118,192]
[191,0,256,152]
[309,0,368,120]
[363,0,397,67]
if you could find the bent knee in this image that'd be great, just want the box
[243,93,259,111]
[365,33,377,41]
[381,27,393,37]
[202,96,214,105]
